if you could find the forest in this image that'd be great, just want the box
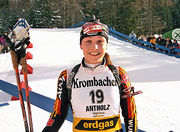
[0,0,179,36]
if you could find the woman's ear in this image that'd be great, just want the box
[80,43,82,50]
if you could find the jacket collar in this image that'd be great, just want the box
[81,57,106,68]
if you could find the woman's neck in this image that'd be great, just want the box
[84,61,102,68]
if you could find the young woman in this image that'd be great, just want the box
[43,20,138,132]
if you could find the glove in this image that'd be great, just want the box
[15,37,30,64]
[23,37,30,46]
[17,37,30,56]
[2,34,15,50]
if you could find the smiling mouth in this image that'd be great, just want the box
[89,53,100,56]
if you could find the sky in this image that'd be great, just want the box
[0,27,180,132]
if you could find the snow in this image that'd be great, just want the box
[0,27,180,132]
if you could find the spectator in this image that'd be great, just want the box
[150,35,157,49]
[85,14,97,22]
[164,38,172,54]
[138,34,144,41]
[143,36,147,41]
[172,39,179,48]
[171,39,179,55]
[84,14,91,22]
[156,35,162,45]
[146,35,152,42]
[138,34,145,45]
[129,31,136,42]
[165,38,172,48]
[155,35,166,52]
[145,35,153,48]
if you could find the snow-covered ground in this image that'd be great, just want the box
[0,28,180,132]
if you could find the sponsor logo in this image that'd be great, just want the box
[57,76,65,99]
[75,117,119,130]
[128,119,134,132]
[83,24,103,34]
[73,76,117,88]
[172,28,180,41]
[92,112,105,117]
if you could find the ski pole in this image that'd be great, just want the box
[21,57,34,132]
[10,51,29,132]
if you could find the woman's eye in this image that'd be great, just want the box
[86,40,92,44]
[97,40,103,44]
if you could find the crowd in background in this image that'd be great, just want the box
[129,31,180,56]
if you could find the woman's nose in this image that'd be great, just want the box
[95,44,98,49]
[91,43,98,49]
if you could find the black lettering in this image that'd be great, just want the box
[86,105,111,112]
[93,77,98,86]
[73,78,79,88]
[98,79,103,86]
[106,77,111,86]
[82,81,86,87]
[89,106,93,111]
[107,104,110,110]
[112,79,115,86]
[93,105,96,111]
[79,81,82,88]
[87,80,93,87]
[73,77,117,88]
[103,79,107,86]
[86,106,90,112]
[97,105,101,111]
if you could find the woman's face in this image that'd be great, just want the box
[80,36,107,64]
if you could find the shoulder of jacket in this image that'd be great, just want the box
[58,69,68,81]
[116,65,126,77]
[58,64,81,81]
[107,64,126,77]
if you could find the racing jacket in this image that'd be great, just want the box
[42,59,138,132]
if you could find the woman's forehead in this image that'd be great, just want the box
[83,36,106,40]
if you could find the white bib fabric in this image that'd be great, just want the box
[70,65,121,118]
